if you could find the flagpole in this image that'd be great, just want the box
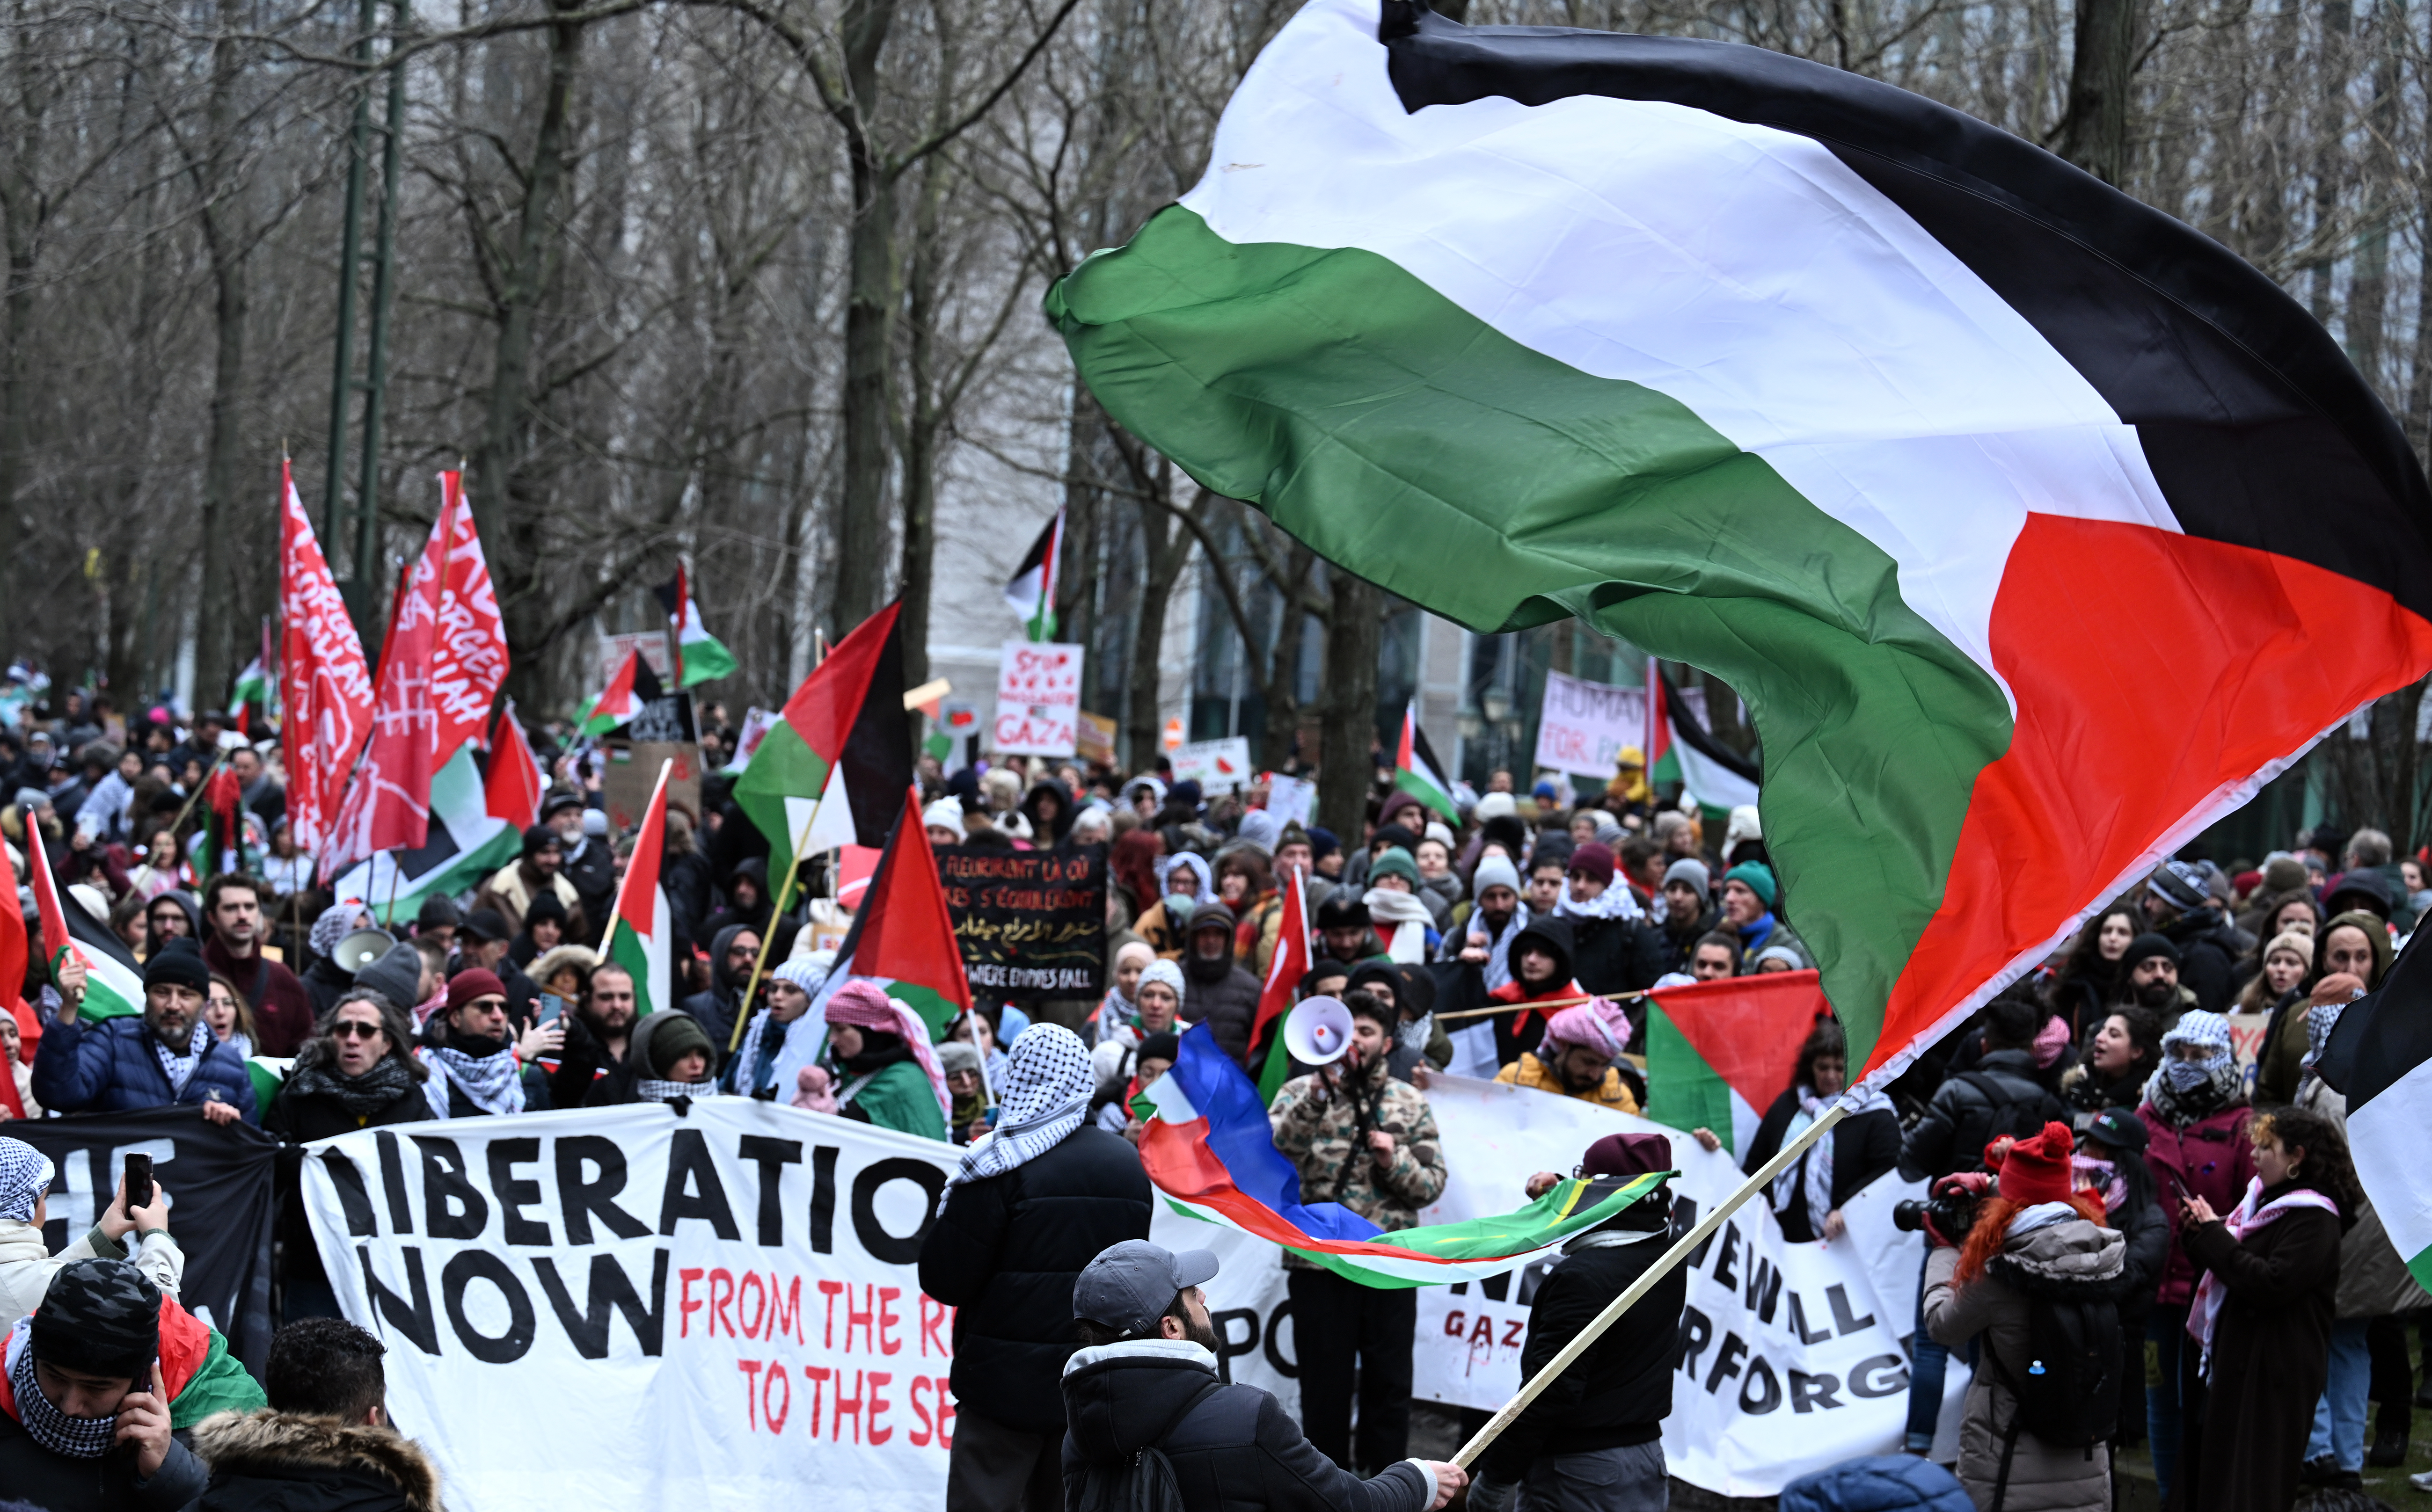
[728,802,823,1054]
[1449,1103,1847,1471]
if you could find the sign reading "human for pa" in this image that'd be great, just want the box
[301,1102,966,1512]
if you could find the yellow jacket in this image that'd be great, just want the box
[1494,1051,1640,1114]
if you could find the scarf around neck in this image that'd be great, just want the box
[153,1017,213,1097]
[635,1076,719,1104]
[286,1053,416,1118]
[2189,1177,2340,1361]
[942,1025,1093,1209]
[420,1039,525,1119]
[5,1324,118,1458]
[2144,1054,2242,1127]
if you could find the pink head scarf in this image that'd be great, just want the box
[1542,997,1630,1060]
[825,980,951,1119]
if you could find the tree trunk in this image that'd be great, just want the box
[474,0,586,696]
[2058,0,2139,184]
[829,0,900,637]
[1125,494,1194,772]
[897,152,946,694]
[0,231,32,660]
[1256,538,1315,773]
[194,244,246,701]
[1318,570,1382,839]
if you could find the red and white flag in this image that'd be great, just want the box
[276,461,375,858]
[322,505,446,874]
[427,470,510,756]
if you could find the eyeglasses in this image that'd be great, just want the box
[329,1021,386,1040]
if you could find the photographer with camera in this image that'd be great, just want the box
[1895,993,2070,1454]
[1920,1121,2126,1512]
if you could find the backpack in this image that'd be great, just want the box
[1952,1070,2059,1156]
[1980,1277,2121,1510]
[1070,1381,1221,1512]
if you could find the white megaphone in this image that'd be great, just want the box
[1282,996,1357,1067]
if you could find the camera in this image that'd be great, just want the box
[1892,1187,1981,1240]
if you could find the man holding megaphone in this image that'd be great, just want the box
[1267,989,1449,1475]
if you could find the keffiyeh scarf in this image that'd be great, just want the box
[635,1077,719,1104]
[418,1045,526,1119]
[5,1324,117,1458]
[153,1018,212,1097]
[2189,1176,2341,1362]
[1769,1084,1888,1239]
[1554,884,1644,922]
[0,1138,52,1223]
[941,1024,1094,1211]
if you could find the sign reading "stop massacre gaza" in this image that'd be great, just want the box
[301,1102,969,1512]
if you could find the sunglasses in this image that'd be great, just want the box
[329,1021,387,1040]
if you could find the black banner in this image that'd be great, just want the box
[935,844,1108,999]
[16,1107,278,1370]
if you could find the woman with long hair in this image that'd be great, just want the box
[2048,905,2138,1039]
[203,974,259,1062]
[1923,1121,2125,1511]
[2062,1006,2163,1119]
[1738,1019,1899,1243]
[264,989,431,1315]
[2171,1105,2355,1512]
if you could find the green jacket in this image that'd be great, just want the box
[841,1057,949,1142]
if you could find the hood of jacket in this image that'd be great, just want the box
[192,1410,442,1512]
[2318,908,2394,985]
[1508,916,1575,987]
[708,922,753,996]
[1022,778,1077,845]
[1993,1214,2126,1290]
[1060,1339,1221,1463]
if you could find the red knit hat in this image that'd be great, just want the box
[445,968,507,1012]
[1992,1121,2078,1207]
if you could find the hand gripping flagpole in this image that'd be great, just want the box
[728,802,823,1054]
[1450,1102,1848,1471]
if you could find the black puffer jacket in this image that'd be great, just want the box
[1566,914,1667,997]
[2157,905,2242,1015]
[917,1124,1152,1433]
[1897,1047,2069,1181]
[1185,956,1264,1068]
[1476,1197,1687,1481]
[1061,1340,1432,1512]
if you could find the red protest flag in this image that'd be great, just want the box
[276,460,374,859]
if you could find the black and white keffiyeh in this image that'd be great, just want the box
[419,1046,526,1118]
[0,1138,52,1224]
[153,1017,212,1096]
[940,1025,1094,1211]
[6,1323,117,1459]
[635,1077,720,1104]
[1768,1083,1890,1236]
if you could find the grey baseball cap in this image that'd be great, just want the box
[1073,1240,1220,1335]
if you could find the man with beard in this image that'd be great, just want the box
[549,963,635,1109]
[473,825,587,943]
[1451,856,1529,990]
[35,940,254,1123]
[545,792,617,941]
[1182,908,1262,1067]
[416,970,557,1118]
[1060,1240,1463,1512]
[1491,1001,1639,1112]
[200,875,315,1056]
[681,924,759,1061]
[1658,859,1718,974]
[2119,933,2195,1021]
[1316,896,1385,967]
[2139,858,2244,1014]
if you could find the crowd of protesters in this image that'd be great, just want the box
[2,679,2428,1512]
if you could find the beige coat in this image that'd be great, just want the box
[1925,1217,2125,1512]
[0,1217,184,1338]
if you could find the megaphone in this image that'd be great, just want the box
[333,929,395,975]
[1283,996,1356,1067]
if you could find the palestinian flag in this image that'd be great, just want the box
[1050,0,2432,1083]
[732,600,914,880]
[1393,703,1457,825]
[653,565,740,687]
[577,648,658,736]
[227,631,270,735]
[2318,929,2432,1289]
[1249,868,1313,1101]
[328,743,523,926]
[1140,1024,1669,1286]
[198,764,248,875]
[1642,970,1830,1154]
[809,786,971,1043]
[488,700,546,827]
[604,757,676,1019]
[23,821,146,1021]
[1004,510,1065,641]
[1654,671,1761,821]
[0,830,31,1103]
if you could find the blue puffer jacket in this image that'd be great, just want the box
[1776,1455,1973,1512]
[31,1015,261,1123]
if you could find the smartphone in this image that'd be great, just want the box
[123,1154,153,1212]
[2161,1166,2192,1205]
[537,994,565,1027]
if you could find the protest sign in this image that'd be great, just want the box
[1076,711,1119,766]
[600,631,671,685]
[1169,736,1253,792]
[934,844,1108,999]
[993,641,1083,756]
[1261,773,1316,829]
[16,1108,278,1367]
[1534,671,1646,778]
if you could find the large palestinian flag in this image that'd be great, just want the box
[1050,0,2432,1083]
[23,822,145,1022]
[604,758,676,1019]
[809,787,973,1044]
[1643,971,1830,1154]
[732,600,914,879]
[2318,929,2432,1290]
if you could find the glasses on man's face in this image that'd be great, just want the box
[330,1021,385,1041]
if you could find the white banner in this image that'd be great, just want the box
[1169,736,1254,792]
[1534,671,1647,778]
[993,641,1084,756]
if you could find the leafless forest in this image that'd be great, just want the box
[1,0,2425,828]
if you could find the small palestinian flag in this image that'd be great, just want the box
[329,743,526,926]
[1004,510,1064,641]
[1051,0,2432,1083]
[605,757,676,1019]
[810,786,971,1043]
[732,600,914,880]
[2318,929,2432,1289]
[227,639,270,736]
[1653,670,1761,821]
[1141,1024,1669,1286]
[1393,703,1457,825]
[577,649,660,736]
[1249,868,1313,1101]
[23,820,146,1021]
[1643,971,1829,1153]
[653,565,739,687]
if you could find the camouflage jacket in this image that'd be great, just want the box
[1269,1053,1447,1267]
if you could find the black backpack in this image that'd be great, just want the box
[1953,1070,2061,1153]
[1980,1270,2122,1510]
[1071,1382,1221,1512]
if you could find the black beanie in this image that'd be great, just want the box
[32,1259,161,1378]
[143,938,211,996]
[648,1012,715,1078]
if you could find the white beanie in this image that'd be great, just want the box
[1473,855,1523,898]
[1139,958,1186,1004]
[1474,792,1519,821]
[923,797,964,829]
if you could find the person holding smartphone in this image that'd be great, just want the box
[1,1146,180,1339]
[0,1257,207,1511]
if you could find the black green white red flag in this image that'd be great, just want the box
[24,821,145,1022]
[2317,930,2432,1290]
[1051,0,2432,1083]
[1004,511,1065,641]
[731,601,914,880]
[1658,672,1761,821]
[810,787,972,1042]
[652,565,739,687]
[576,649,660,736]
[1393,703,1457,825]
[604,758,676,1019]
